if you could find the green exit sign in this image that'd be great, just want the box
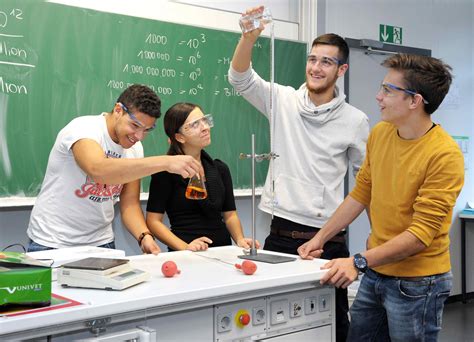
[379,24,402,45]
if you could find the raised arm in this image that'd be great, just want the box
[231,6,266,73]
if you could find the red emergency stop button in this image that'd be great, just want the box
[239,313,250,326]
[235,309,251,328]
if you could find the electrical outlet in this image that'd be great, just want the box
[319,294,330,312]
[304,297,317,315]
[270,299,289,325]
[290,300,303,318]
[252,306,266,325]
[217,313,232,333]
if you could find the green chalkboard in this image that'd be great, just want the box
[0,1,306,198]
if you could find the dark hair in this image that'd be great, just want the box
[382,54,453,114]
[164,102,201,155]
[116,84,161,118]
[311,33,349,64]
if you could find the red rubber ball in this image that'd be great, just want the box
[241,260,257,275]
[162,260,179,277]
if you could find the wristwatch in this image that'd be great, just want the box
[353,253,368,273]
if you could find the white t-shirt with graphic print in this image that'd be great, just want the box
[27,114,143,248]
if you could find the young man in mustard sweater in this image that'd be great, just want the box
[298,54,464,341]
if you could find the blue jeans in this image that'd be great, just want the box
[348,268,452,342]
[27,240,116,252]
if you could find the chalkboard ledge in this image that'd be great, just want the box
[0,189,263,208]
[232,188,264,198]
[0,197,37,208]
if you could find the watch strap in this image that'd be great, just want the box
[354,253,368,273]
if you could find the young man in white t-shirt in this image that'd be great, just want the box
[27,84,203,254]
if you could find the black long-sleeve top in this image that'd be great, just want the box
[146,151,236,249]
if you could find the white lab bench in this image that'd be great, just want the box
[0,246,335,341]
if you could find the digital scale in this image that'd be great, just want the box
[57,257,150,291]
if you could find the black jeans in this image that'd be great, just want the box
[264,232,350,342]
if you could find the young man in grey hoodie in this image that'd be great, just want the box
[228,6,369,341]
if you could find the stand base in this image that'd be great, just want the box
[238,253,296,264]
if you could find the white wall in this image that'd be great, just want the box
[174,0,300,23]
[322,0,474,296]
[48,0,298,39]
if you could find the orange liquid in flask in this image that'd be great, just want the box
[185,185,207,200]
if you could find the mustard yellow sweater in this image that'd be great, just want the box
[351,122,464,276]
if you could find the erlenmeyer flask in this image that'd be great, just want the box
[185,174,207,200]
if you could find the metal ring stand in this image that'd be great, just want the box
[238,134,296,264]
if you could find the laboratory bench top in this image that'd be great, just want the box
[0,246,331,337]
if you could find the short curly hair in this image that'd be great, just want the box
[116,84,161,118]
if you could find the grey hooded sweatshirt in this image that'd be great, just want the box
[229,66,369,228]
